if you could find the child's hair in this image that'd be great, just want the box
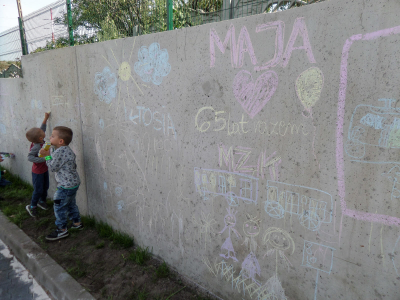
[26,128,44,143]
[53,126,73,145]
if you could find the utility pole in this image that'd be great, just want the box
[50,8,55,43]
[16,0,28,55]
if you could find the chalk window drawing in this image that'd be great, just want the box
[265,181,332,231]
[227,174,236,187]
[134,43,171,85]
[219,207,241,262]
[218,175,226,194]
[285,191,300,215]
[240,179,252,199]
[345,99,400,162]
[94,66,118,104]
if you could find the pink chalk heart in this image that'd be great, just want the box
[233,70,278,119]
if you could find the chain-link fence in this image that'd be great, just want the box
[0,0,323,63]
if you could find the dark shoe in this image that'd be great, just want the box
[26,205,37,217]
[70,222,84,230]
[46,229,69,241]
[37,201,49,210]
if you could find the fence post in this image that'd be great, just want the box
[18,18,28,55]
[16,0,28,55]
[66,0,74,46]
[167,0,173,30]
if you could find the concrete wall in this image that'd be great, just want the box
[1,0,400,298]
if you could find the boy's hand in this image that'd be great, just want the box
[44,112,50,120]
[39,148,50,157]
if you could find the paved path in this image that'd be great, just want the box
[0,238,51,300]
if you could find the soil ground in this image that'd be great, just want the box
[0,172,214,300]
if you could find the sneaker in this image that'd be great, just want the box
[46,229,69,241]
[37,201,49,210]
[26,205,38,217]
[70,222,84,230]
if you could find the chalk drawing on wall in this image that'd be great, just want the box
[295,67,324,168]
[233,69,278,119]
[30,99,43,110]
[51,95,68,107]
[301,240,335,300]
[134,43,171,85]
[241,215,261,282]
[192,211,216,251]
[263,227,294,275]
[194,168,259,206]
[94,67,118,104]
[219,207,241,262]
[391,234,400,276]
[265,181,333,231]
[336,25,400,227]
[345,99,400,162]
[381,165,400,202]
[257,275,287,300]
[295,67,324,118]
[218,145,281,180]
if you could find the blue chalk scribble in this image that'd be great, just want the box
[117,200,125,212]
[103,181,108,190]
[94,67,118,104]
[115,187,123,197]
[99,119,104,129]
[134,43,171,85]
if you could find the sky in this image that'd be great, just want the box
[0,0,57,32]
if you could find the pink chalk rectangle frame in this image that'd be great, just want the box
[336,25,400,227]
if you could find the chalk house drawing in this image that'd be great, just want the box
[233,70,278,119]
[94,66,118,104]
[134,42,171,85]
[336,25,400,227]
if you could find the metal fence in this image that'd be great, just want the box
[0,0,323,62]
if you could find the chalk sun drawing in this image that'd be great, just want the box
[134,43,171,85]
[233,70,278,119]
[94,67,118,104]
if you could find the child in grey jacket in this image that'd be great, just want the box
[39,126,83,241]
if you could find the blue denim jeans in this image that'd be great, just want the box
[31,171,49,207]
[53,186,81,230]
[0,177,11,187]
